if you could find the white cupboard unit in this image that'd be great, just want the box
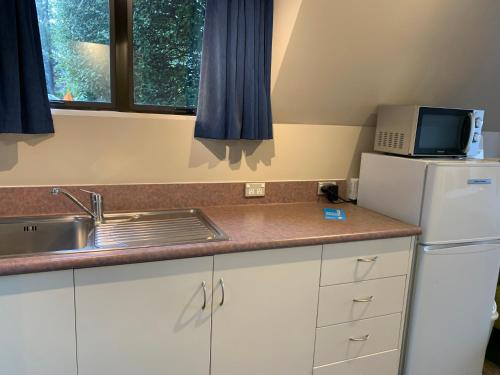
[314,313,402,366]
[74,257,213,375]
[0,270,77,375]
[210,246,322,375]
[321,237,411,286]
[317,276,406,326]
[313,350,401,375]
[315,237,414,375]
[1,236,415,375]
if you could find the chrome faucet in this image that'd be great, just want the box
[51,187,104,225]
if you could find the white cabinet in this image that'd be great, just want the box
[0,270,77,375]
[315,237,414,375]
[1,236,414,375]
[74,257,213,375]
[313,350,400,375]
[210,246,322,375]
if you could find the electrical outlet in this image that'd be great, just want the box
[317,181,337,195]
[245,182,266,197]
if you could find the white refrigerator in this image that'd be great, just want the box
[357,153,500,375]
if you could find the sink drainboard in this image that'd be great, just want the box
[95,210,226,248]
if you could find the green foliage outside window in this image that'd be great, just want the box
[133,0,205,108]
[35,0,206,109]
[36,0,111,102]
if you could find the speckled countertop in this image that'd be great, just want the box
[0,202,420,276]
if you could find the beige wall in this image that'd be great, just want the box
[0,0,375,187]
[1,0,499,186]
[0,112,373,186]
[272,0,500,130]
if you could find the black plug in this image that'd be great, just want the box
[321,184,339,203]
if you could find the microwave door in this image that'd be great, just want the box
[414,108,471,156]
[463,112,476,154]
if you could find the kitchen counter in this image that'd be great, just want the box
[0,202,421,276]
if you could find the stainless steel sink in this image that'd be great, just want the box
[95,210,227,249]
[0,215,93,256]
[0,209,227,257]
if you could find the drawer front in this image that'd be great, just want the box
[313,350,400,375]
[317,276,406,327]
[314,313,401,366]
[321,237,411,286]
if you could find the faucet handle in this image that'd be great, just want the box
[80,189,101,197]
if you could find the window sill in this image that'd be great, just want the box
[51,109,195,122]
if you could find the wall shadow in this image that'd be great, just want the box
[346,126,376,179]
[189,137,276,172]
[0,134,53,172]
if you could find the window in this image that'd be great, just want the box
[35,0,206,114]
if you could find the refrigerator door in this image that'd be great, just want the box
[420,162,500,245]
[404,243,500,375]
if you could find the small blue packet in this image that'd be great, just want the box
[323,208,347,221]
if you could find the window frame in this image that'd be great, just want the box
[47,0,197,116]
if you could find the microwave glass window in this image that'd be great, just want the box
[418,114,465,150]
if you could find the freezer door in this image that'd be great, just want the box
[420,163,500,245]
[404,243,500,375]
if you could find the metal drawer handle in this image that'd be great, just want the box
[353,296,374,303]
[349,334,370,342]
[219,278,225,306]
[201,281,207,310]
[357,256,378,262]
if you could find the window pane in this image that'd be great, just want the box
[133,0,206,109]
[35,0,111,103]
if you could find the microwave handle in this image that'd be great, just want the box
[464,112,475,154]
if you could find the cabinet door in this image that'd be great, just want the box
[75,257,213,375]
[211,246,321,375]
[0,270,77,375]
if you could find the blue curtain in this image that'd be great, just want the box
[195,0,273,140]
[0,0,54,134]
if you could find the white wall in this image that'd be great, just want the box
[272,0,500,130]
[0,112,373,186]
[483,132,500,158]
[0,0,376,187]
[1,0,499,186]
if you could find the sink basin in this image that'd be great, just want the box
[0,209,227,257]
[0,215,93,256]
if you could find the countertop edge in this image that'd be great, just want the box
[0,227,420,277]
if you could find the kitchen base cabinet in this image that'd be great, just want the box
[74,257,213,375]
[313,350,400,375]
[210,246,322,375]
[0,270,77,375]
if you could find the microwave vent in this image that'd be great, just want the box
[376,131,405,149]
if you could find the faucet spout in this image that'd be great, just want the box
[51,188,104,225]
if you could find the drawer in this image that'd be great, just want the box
[317,276,406,326]
[313,350,400,375]
[314,313,401,366]
[321,237,411,286]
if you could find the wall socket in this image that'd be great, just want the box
[317,181,337,195]
[245,182,266,197]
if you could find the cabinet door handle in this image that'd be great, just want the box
[219,278,225,306]
[349,334,370,342]
[201,281,207,310]
[357,256,378,262]
[353,296,374,303]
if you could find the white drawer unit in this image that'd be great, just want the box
[317,276,406,326]
[313,350,400,375]
[321,237,411,286]
[314,313,401,366]
[315,236,414,375]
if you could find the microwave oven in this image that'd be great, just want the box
[374,105,484,157]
